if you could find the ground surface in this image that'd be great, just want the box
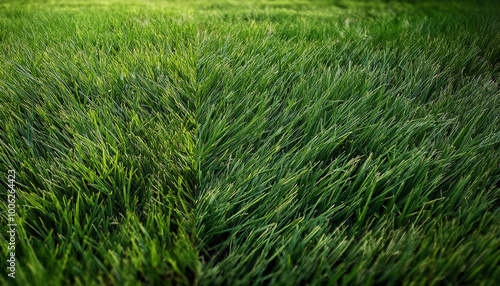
[1,0,500,285]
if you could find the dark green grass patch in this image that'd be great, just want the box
[1,3,199,285]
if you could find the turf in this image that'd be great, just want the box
[0,1,199,285]
[1,0,500,285]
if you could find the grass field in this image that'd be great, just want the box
[1,0,500,285]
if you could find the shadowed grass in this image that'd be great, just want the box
[1,2,199,285]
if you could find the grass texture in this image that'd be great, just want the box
[1,0,500,285]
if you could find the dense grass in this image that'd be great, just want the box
[1,0,500,285]
[195,2,500,285]
[0,2,199,285]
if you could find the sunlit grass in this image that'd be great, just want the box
[195,1,500,284]
[1,0,499,285]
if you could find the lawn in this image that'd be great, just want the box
[1,0,499,285]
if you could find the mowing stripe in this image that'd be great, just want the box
[0,4,200,285]
[194,3,500,285]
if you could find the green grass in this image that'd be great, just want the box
[0,2,199,285]
[1,0,500,285]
